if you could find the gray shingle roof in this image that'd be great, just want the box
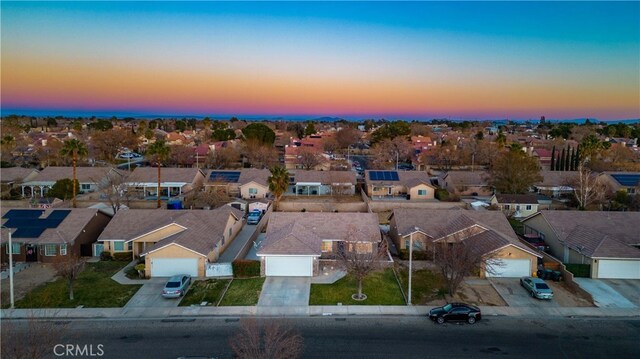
[0,167,38,183]
[293,170,356,185]
[258,212,380,256]
[495,194,539,205]
[127,167,203,184]
[23,166,117,184]
[365,170,434,188]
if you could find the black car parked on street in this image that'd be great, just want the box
[428,303,482,324]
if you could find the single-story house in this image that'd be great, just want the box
[521,211,640,279]
[97,206,244,277]
[600,172,640,195]
[257,212,381,277]
[364,170,436,200]
[437,170,492,196]
[125,167,206,200]
[490,194,539,218]
[533,171,577,198]
[1,208,111,264]
[1,167,39,187]
[532,148,553,170]
[389,208,541,277]
[289,170,356,196]
[20,166,121,198]
[206,168,271,199]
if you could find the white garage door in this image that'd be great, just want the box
[486,259,531,278]
[151,258,199,277]
[598,260,640,279]
[265,256,313,277]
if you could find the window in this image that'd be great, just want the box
[503,204,510,210]
[526,205,532,210]
[113,241,124,251]
[60,244,67,255]
[81,184,91,190]
[5,243,20,255]
[351,242,371,254]
[248,188,258,194]
[628,188,636,194]
[44,244,57,256]
[516,205,521,211]
[404,239,423,251]
[228,228,232,237]
[418,189,427,196]
[128,242,133,251]
[321,241,332,252]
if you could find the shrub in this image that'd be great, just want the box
[397,249,432,261]
[232,259,261,278]
[435,189,450,201]
[100,252,113,261]
[113,252,133,262]
[134,264,145,271]
[564,263,591,278]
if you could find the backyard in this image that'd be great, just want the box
[13,261,141,308]
[309,269,405,305]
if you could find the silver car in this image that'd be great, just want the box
[162,275,191,298]
[520,276,554,300]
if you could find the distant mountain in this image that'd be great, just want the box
[311,116,347,122]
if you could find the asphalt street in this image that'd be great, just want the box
[3,316,639,359]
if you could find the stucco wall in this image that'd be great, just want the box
[408,184,435,200]
[277,201,368,213]
[368,200,465,212]
[240,182,269,199]
[522,215,564,260]
[484,245,538,277]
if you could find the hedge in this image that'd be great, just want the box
[232,259,261,278]
[397,249,432,261]
[113,252,134,261]
[564,263,591,278]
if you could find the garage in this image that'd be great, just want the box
[151,258,199,277]
[486,259,531,278]
[597,260,640,279]
[265,256,313,277]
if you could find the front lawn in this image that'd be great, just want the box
[179,279,231,307]
[218,277,265,306]
[396,267,447,305]
[309,269,405,305]
[14,261,141,308]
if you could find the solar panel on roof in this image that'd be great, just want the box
[2,209,44,219]
[368,171,399,181]
[13,227,47,238]
[611,174,640,187]
[47,210,71,220]
[209,171,241,183]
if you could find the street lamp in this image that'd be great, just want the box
[2,226,15,309]
[408,226,419,306]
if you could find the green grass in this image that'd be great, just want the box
[14,261,141,308]
[179,279,231,307]
[396,268,447,305]
[218,277,265,306]
[309,269,405,305]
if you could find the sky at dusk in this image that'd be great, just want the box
[1,1,639,120]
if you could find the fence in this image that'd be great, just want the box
[206,262,233,277]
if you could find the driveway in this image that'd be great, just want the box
[218,222,259,262]
[489,278,560,308]
[257,277,310,307]
[574,278,637,308]
[124,278,183,308]
[602,279,640,306]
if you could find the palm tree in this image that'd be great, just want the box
[268,166,289,211]
[60,139,88,208]
[146,140,171,208]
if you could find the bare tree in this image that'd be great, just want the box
[571,162,608,210]
[433,228,502,296]
[184,183,233,209]
[334,127,361,149]
[54,255,86,301]
[1,311,69,359]
[370,138,413,169]
[206,146,241,169]
[296,147,325,170]
[243,139,279,169]
[93,170,131,214]
[337,233,388,300]
[229,319,304,359]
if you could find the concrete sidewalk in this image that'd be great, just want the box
[111,261,148,285]
[3,305,639,320]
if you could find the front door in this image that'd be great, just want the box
[25,244,38,262]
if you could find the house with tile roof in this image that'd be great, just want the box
[97,206,244,277]
[289,170,356,196]
[490,194,540,218]
[20,166,122,198]
[600,172,640,196]
[389,208,541,277]
[521,211,640,279]
[1,208,111,264]
[125,167,206,200]
[257,212,381,277]
[205,168,271,199]
[532,171,579,198]
[437,170,492,196]
[364,170,436,201]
